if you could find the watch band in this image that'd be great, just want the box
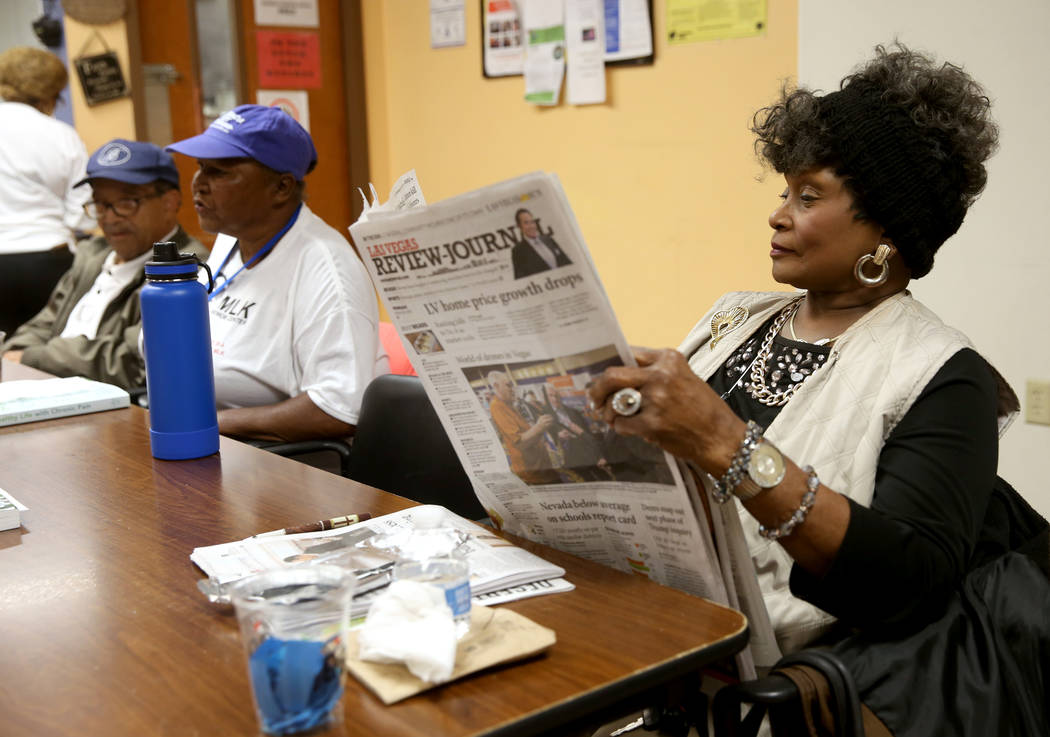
[733,474,767,501]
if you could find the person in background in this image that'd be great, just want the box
[166,105,387,442]
[2,140,205,390]
[517,388,548,423]
[486,370,558,484]
[0,46,96,335]
[544,385,609,481]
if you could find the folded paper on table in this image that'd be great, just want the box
[345,605,556,704]
[190,505,573,615]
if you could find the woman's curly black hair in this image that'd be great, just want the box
[749,43,998,277]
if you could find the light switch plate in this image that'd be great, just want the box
[1026,379,1050,426]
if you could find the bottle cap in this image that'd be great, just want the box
[145,241,200,280]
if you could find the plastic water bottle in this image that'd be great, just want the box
[140,241,219,460]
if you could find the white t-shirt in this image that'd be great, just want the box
[204,205,388,425]
[0,101,95,254]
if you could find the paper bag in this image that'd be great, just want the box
[345,605,556,704]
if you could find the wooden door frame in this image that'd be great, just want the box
[341,0,370,223]
[128,0,370,232]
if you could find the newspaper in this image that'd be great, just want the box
[350,172,779,675]
[190,506,572,617]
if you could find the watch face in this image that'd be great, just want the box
[749,442,786,487]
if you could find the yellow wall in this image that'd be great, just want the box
[64,16,137,152]
[361,1,796,346]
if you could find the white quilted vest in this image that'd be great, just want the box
[679,290,972,653]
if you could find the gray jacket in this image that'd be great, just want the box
[2,227,207,390]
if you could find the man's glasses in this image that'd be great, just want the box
[83,192,162,219]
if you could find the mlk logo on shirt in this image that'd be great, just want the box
[212,294,257,325]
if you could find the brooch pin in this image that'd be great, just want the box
[710,306,748,349]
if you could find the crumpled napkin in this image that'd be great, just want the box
[356,579,458,682]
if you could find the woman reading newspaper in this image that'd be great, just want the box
[588,44,1049,737]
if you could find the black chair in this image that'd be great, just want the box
[711,649,864,737]
[346,374,487,521]
[254,439,353,477]
[131,384,354,475]
[133,383,356,474]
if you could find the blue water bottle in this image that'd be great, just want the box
[140,242,220,460]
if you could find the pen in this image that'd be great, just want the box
[252,513,372,538]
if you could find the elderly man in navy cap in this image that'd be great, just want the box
[2,139,206,390]
[166,105,386,443]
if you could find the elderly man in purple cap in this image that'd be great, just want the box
[2,139,206,390]
[166,105,387,443]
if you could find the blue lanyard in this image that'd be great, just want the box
[208,204,302,301]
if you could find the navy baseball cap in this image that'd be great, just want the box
[75,139,180,188]
[165,104,317,180]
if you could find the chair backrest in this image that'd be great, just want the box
[347,374,486,520]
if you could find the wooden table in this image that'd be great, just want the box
[0,360,748,737]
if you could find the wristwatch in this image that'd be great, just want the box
[733,438,786,500]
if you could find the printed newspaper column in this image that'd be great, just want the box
[522,0,566,104]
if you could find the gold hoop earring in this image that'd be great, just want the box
[854,243,891,287]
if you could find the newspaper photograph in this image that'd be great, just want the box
[350,171,777,673]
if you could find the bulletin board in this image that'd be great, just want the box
[481,0,653,79]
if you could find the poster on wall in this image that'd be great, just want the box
[482,0,652,79]
[257,89,311,132]
[256,30,322,89]
[482,0,524,77]
[666,0,766,45]
[522,0,565,105]
[603,0,653,64]
[254,0,319,28]
[74,51,129,106]
[565,0,605,104]
[431,0,466,48]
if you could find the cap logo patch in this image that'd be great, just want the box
[97,142,132,166]
[210,110,247,134]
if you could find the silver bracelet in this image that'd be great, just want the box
[758,465,819,541]
[711,420,763,504]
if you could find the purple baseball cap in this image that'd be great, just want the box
[165,104,317,180]
[75,139,180,188]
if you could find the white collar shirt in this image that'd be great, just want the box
[60,230,173,339]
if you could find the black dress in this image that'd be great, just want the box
[706,323,1050,737]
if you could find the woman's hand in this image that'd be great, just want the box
[587,348,746,476]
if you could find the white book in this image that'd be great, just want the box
[0,488,28,532]
[0,377,130,427]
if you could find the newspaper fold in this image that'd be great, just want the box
[350,171,781,676]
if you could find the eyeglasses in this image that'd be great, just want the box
[83,192,162,219]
